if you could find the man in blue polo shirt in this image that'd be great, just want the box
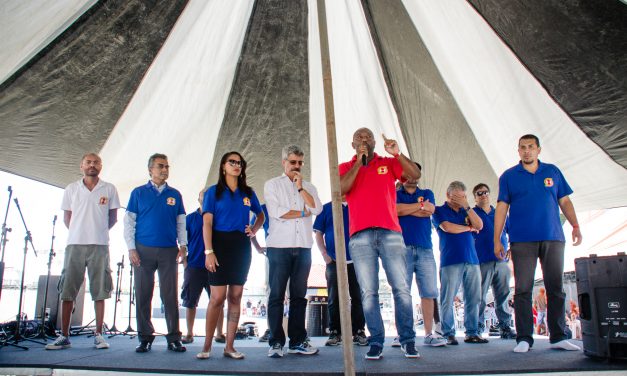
[432,181,487,345]
[313,199,367,347]
[471,183,516,340]
[181,189,224,345]
[397,163,446,347]
[494,134,582,353]
[125,153,187,353]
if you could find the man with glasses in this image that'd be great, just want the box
[339,128,421,360]
[125,153,187,353]
[471,183,516,340]
[264,145,322,358]
[494,134,582,353]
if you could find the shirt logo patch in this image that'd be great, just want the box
[418,196,424,203]
[544,178,554,187]
[243,197,251,206]
[377,166,388,175]
[99,197,108,205]
[167,197,176,206]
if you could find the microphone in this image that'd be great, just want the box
[362,154,367,166]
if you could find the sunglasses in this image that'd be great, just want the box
[287,160,305,166]
[475,191,489,197]
[227,159,243,167]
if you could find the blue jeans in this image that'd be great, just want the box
[478,261,512,332]
[349,228,415,348]
[405,246,438,298]
[266,247,311,347]
[440,263,481,337]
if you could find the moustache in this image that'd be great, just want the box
[291,168,301,172]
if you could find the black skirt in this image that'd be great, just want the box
[209,230,251,286]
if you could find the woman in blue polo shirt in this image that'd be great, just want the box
[197,151,264,360]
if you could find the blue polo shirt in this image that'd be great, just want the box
[202,185,262,232]
[472,206,509,263]
[186,209,205,269]
[313,202,351,261]
[397,187,435,249]
[127,181,185,248]
[432,202,479,267]
[498,161,572,242]
[250,204,269,239]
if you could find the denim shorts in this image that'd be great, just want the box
[405,245,438,299]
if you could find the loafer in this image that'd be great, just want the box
[167,340,187,352]
[135,340,152,353]
[223,350,245,359]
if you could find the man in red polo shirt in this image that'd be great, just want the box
[339,127,420,360]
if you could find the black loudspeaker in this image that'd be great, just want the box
[575,253,627,360]
[34,275,86,329]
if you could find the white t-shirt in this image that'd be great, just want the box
[61,179,121,245]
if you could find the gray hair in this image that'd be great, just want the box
[282,145,304,160]
[447,180,466,195]
[148,153,168,168]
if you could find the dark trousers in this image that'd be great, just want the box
[134,244,181,343]
[267,247,311,348]
[326,262,365,334]
[511,241,567,346]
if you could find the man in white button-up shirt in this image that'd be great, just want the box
[264,145,322,358]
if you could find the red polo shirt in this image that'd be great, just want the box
[339,153,403,236]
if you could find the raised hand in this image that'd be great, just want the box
[382,133,399,156]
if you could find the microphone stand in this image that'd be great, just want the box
[108,255,124,338]
[0,186,13,303]
[34,215,58,340]
[123,260,136,338]
[8,198,45,348]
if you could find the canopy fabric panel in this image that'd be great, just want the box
[468,0,627,169]
[401,0,627,211]
[100,0,254,211]
[0,0,189,187]
[0,0,97,84]
[205,0,310,195]
[363,0,498,204]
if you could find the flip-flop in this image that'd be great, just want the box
[196,351,210,359]
[223,350,245,359]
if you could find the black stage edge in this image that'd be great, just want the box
[0,336,626,375]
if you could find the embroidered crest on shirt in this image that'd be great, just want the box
[167,197,176,206]
[377,166,388,175]
[99,196,108,205]
[544,178,554,187]
[243,197,251,206]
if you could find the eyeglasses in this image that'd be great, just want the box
[475,191,489,197]
[153,163,170,169]
[227,159,242,167]
[287,160,305,166]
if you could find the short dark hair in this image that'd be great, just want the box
[414,162,422,171]
[519,134,540,147]
[148,153,168,168]
[472,183,490,195]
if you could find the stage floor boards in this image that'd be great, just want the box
[1,335,625,375]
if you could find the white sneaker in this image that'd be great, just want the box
[550,340,580,351]
[45,335,71,350]
[391,336,401,347]
[423,333,447,347]
[93,333,110,349]
[513,341,530,353]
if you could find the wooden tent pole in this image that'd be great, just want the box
[316,1,356,375]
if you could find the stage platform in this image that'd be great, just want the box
[0,335,625,375]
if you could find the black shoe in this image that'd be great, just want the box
[447,335,459,345]
[135,340,152,353]
[500,328,517,339]
[167,340,187,352]
[365,345,383,360]
[464,335,489,344]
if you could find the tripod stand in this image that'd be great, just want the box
[4,198,45,349]
[0,186,13,303]
[108,255,125,338]
[123,261,136,338]
[33,215,59,341]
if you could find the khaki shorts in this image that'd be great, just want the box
[58,244,113,301]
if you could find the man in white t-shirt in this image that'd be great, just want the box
[46,153,120,351]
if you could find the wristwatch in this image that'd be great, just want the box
[204,249,214,255]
